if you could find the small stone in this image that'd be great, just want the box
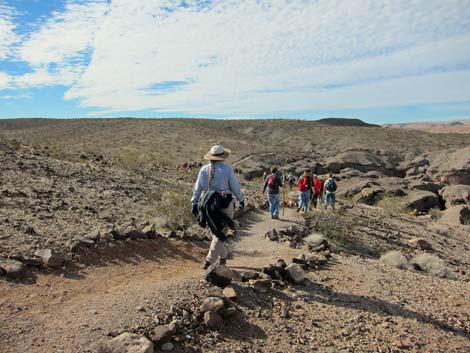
[285,263,305,284]
[84,231,100,241]
[222,286,237,301]
[149,325,174,343]
[250,279,271,293]
[199,297,225,314]
[161,342,174,351]
[205,264,233,287]
[408,238,432,251]
[221,307,237,320]
[106,332,153,353]
[35,249,65,268]
[204,311,224,330]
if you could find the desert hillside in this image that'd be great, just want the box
[384,119,470,134]
[1,118,470,353]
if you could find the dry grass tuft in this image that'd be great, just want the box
[410,253,456,279]
[379,251,409,270]
[156,189,194,231]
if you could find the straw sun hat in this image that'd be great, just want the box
[204,145,231,161]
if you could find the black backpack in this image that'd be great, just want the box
[326,179,337,192]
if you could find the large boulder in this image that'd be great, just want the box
[439,205,470,226]
[405,191,440,212]
[332,151,403,177]
[148,324,175,344]
[353,185,384,205]
[439,185,470,207]
[427,146,470,185]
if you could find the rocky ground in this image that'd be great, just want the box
[1,119,470,353]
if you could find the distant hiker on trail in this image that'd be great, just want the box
[297,170,312,213]
[311,174,322,209]
[287,172,296,189]
[262,165,283,219]
[324,173,337,210]
[191,145,245,270]
[182,162,187,170]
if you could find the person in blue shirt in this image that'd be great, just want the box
[191,145,245,269]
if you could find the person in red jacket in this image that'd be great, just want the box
[311,174,322,209]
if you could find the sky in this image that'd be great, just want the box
[1,0,470,123]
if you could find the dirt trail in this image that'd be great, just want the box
[0,208,304,353]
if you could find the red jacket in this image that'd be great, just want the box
[312,178,322,193]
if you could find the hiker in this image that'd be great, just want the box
[311,174,322,209]
[191,145,245,269]
[287,172,296,189]
[297,170,312,213]
[262,165,283,219]
[318,176,325,203]
[324,173,337,210]
[182,162,187,170]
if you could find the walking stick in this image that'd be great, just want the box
[282,183,285,217]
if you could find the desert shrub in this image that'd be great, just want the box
[428,208,442,220]
[379,251,409,270]
[116,148,148,172]
[307,210,351,246]
[410,253,456,279]
[378,194,407,216]
[156,189,194,231]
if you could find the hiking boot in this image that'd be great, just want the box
[295,208,300,213]
[203,261,212,270]
[219,258,227,266]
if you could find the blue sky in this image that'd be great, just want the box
[1,0,470,124]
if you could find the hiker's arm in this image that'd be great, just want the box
[191,169,206,204]
[262,177,268,193]
[278,175,283,187]
[228,167,244,202]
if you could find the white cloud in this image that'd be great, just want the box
[12,0,109,88]
[2,0,470,115]
[64,0,470,114]
[0,71,10,89]
[0,3,18,59]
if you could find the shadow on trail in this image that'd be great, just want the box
[8,239,208,285]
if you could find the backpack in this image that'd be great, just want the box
[267,174,277,188]
[326,179,337,192]
[298,177,309,192]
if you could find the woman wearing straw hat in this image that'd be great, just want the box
[191,145,245,269]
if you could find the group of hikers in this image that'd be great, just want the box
[190,145,338,270]
[263,168,337,218]
[182,161,203,170]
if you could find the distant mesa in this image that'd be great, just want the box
[448,121,464,126]
[315,117,379,127]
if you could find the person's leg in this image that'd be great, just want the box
[267,193,275,217]
[324,193,329,210]
[298,192,304,211]
[313,193,318,208]
[217,199,235,261]
[206,235,225,264]
[304,190,310,213]
[273,193,280,217]
[331,193,336,211]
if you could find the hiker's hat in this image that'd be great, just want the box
[313,174,318,178]
[204,145,231,161]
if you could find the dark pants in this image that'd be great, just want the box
[311,192,321,208]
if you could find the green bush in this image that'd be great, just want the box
[156,189,194,231]
[307,210,351,246]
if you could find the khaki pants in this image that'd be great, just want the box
[206,200,235,264]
